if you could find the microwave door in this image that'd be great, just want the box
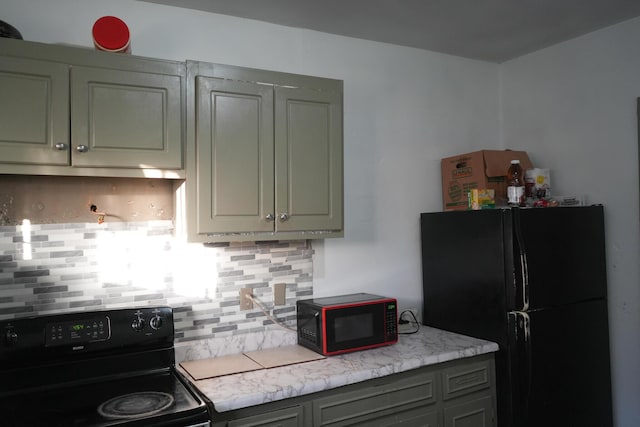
[325,306,383,354]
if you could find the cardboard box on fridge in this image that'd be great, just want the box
[441,150,533,211]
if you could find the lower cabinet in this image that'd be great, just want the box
[443,396,494,427]
[209,354,496,427]
[213,404,310,427]
[227,405,308,427]
[312,368,436,426]
[441,358,496,427]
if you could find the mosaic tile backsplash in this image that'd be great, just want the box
[0,220,313,343]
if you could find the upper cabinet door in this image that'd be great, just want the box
[274,86,343,232]
[70,66,183,170]
[195,76,275,234]
[0,57,69,166]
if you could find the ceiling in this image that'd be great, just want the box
[141,0,640,62]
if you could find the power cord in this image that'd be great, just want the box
[244,293,297,332]
[398,310,420,334]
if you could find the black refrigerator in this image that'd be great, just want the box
[420,206,612,427]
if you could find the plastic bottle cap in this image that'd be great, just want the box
[92,16,130,52]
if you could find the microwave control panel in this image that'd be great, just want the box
[297,305,321,347]
[385,304,398,339]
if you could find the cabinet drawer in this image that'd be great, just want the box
[227,405,305,427]
[442,359,491,400]
[313,372,436,426]
[351,406,438,427]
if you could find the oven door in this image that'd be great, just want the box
[0,371,210,427]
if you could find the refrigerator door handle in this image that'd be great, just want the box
[512,310,532,417]
[519,252,529,311]
[513,209,530,311]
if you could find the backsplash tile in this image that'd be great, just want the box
[0,221,313,343]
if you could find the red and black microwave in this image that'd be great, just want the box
[296,293,398,356]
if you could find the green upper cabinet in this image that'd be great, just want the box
[0,56,69,166]
[186,61,343,242]
[195,76,275,234]
[0,38,185,178]
[274,86,343,233]
[70,66,182,170]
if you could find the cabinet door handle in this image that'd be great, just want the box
[265,213,275,222]
[279,213,289,222]
[54,143,67,151]
[76,145,89,153]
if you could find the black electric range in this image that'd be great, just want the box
[0,307,210,427]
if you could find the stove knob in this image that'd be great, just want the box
[131,317,146,332]
[149,315,163,330]
[4,329,18,346]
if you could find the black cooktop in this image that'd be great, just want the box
[0,368,207,427]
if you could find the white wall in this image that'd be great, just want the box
[501,18,640,426]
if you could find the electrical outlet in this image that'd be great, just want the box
[273,283,286,306]
[239,288,253,311]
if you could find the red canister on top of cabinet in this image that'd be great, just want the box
[92,16,131,53]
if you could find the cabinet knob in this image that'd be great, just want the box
[265,213,275,222]
[54,143,67,151]
[279,213,290,222]
[76,145,89,153]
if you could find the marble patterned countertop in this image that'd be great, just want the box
[179,326,499,413]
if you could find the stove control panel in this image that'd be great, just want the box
[45,316,110,347]
[0,306,174,360]
[0,307,177,399]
